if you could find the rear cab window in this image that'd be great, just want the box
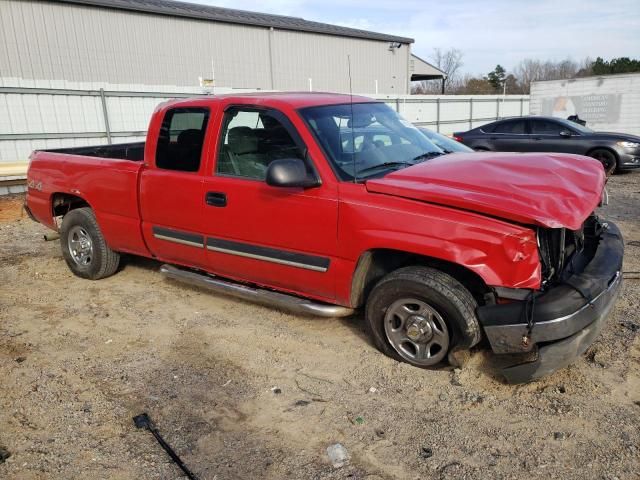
[156,107,210,172]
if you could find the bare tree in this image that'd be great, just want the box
[576,57,594,77]
[431,48,464,91]
[556,59,578,79]
[412,54,596,95]
[412,48,465,94]
[513,57,593,93]
[412,81,441,94]
[513,59,543,93]
[504,74,522,94]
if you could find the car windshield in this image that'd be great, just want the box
[555,118,594,134]
[418,128,473,153]
[300,102,444,180]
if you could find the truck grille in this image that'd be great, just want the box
[538,214,601,287]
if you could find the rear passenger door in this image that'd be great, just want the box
[140,106,212,269]
[486,119,530,151]
[201,105,339,300]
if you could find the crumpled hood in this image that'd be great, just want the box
[365,152,605,230]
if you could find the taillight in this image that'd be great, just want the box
[453,135,463,143]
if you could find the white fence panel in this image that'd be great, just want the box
[439,100,470,123]
[370,94,529,135]
[0,82,530,168]
[398,101,439,125]
[106,96,162,133]
[473,100,499,122]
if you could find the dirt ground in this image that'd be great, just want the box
[1,174,639,480]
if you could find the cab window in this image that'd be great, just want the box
[155,108,209,172]
[216,108,304,180]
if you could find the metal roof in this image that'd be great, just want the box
[410,54,446,80]
[58,0,414,44]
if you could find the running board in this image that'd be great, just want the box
[160,264,354,318]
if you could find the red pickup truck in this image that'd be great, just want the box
[25,93,623,383]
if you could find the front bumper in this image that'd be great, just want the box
[477,221,624,384]
[618,151,640,170]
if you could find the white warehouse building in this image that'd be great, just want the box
[0,0,445,94]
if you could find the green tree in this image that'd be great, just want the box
[487,64,506,91]
[592,57,640,75]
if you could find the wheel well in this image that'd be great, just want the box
[586,146,618,160]
[350,249,491,309]
[51,193,90,219]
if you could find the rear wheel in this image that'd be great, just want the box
[365,266,481,368]
[588,149,617,175]
[60,207,120,280]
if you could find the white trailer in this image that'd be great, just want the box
[530,73,640,136]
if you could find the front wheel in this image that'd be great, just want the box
[60,207,120,280]
[365,266,481,368]
[588,149,617,175]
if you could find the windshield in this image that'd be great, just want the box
[300,102,444,180]
[418,128,473,153]
[556,118,594,134]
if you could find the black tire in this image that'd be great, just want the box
[473,147,489,152]
[588,148,617,175]
[365,266,481,368]
[60,207,120,280]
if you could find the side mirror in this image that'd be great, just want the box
[265,158,320,188]
[559,130,572,138]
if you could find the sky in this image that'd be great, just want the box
[190,0,640,75]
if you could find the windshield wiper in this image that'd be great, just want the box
[411,151,444,162]
[356,161,414,177]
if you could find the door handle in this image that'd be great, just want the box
[205,191,227,207]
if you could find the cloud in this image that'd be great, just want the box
[190,0,640,74]
[401,0,640,73]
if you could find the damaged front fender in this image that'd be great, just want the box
[337,185,544,299]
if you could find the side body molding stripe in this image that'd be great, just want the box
[152,226,204,248]
[206,237,330,272]
[151,226,330,273]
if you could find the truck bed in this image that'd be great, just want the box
[26,147,148,256]
[44,142,145,161]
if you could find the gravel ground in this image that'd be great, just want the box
[0,174,639,480]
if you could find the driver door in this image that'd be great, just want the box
[201,105,339,300]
